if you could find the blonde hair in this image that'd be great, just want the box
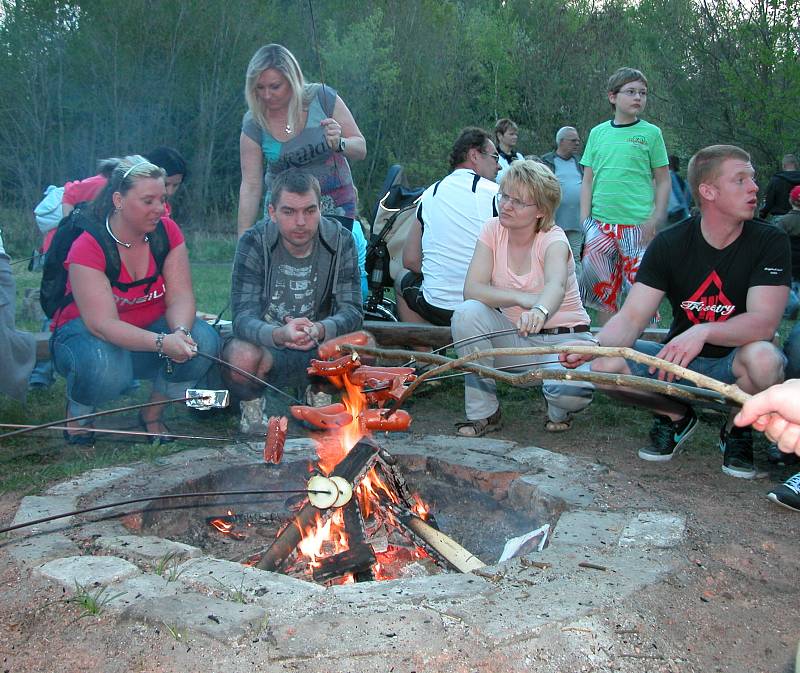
[244,44,307,133]
[500,160,561,233]
[91,155,165,220]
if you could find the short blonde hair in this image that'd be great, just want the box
[500,160,561,233]
[687,145,750,205]
[245,44,306,133]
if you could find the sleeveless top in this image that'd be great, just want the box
[242,84,356,219]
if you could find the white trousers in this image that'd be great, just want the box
[451,300,595,422]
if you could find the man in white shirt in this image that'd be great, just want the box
[396,127,499,325]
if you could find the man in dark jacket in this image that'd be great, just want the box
[760,154,800,219]
[223,169,362,426]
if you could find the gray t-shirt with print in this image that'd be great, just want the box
[263,243,319,324]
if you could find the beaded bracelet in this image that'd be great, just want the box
[155,332,166,357]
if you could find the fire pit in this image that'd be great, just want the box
[135,437,545,584]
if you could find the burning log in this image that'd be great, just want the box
[341,500,375,582]
[256,439,381,572]
[311,543,376,583]
[390,506,485,573]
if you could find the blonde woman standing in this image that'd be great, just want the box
[237,44,366,238]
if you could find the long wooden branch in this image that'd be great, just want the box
[344,344,750,414]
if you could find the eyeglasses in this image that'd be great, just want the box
[498,193,536,209]
[618,88,648,98]
[481,150,500,162]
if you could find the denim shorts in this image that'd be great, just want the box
[625,339,738,384]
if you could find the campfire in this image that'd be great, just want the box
[205,345,485,585]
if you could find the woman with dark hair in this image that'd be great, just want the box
[494,118,524,184]
[237,43,366,238]
[144,146,188,202]
[50,155,219,444]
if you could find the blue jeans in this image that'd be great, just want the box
[625,339,738,383]
[52,316,220,414]
[784,322,800,380]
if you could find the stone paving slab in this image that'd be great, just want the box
[267,608,453,659]
[45,467,136,496]
[383,434,518,457]
[109,573,184,608]
[329,571,492,608]
[548,510,629,549]
[507,474,592,521]
[120,593,267,644]
[10,495,77,535]
[177,557,323,604]
[37,554,141,587]
[95,535,203,565]
[7,532,81,566]
[619,511,686,548]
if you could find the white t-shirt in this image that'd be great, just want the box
[418,168,499,309]
[0,230,5,256]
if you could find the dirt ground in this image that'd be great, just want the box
[1,389,799,673]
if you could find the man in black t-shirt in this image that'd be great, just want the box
[563,145,791,479]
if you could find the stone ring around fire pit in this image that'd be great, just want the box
[5,435,686,660]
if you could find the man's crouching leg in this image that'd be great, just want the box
[732,340,786,394]
[221,338,273,400]
[722,341,786,479]
[221,338,274,435]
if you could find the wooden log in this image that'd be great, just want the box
[312,542,376,584]
[391,506,485,573]
[256,438,380,573]
[341,499,374,582]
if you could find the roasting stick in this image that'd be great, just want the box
[0,394,209,441]
[344,344,749,417]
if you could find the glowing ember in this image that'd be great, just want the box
[209,511,246,540]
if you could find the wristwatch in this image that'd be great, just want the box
[336,137,346,153]
[532,304,550,319]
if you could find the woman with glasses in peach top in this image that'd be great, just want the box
[451,160,595,436]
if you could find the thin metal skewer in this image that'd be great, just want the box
[0,394,203,441]
[401,327,520,367]
[0,423,236,443]
[196,352,302,404]
[0,488,335,535]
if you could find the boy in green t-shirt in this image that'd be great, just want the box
[579,67,670,323]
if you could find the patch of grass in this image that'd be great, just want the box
[154,550,186,582]
[161,621,186,642]
[213,574,249,603]
[65,581,126,618]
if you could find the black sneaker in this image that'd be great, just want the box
[767,472,800,512]
[638,408,698,461]
[766,443,800,467]
[720,426,756,479]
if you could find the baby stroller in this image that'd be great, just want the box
[364,165,424,322]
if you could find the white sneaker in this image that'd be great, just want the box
[240,398,267,435]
